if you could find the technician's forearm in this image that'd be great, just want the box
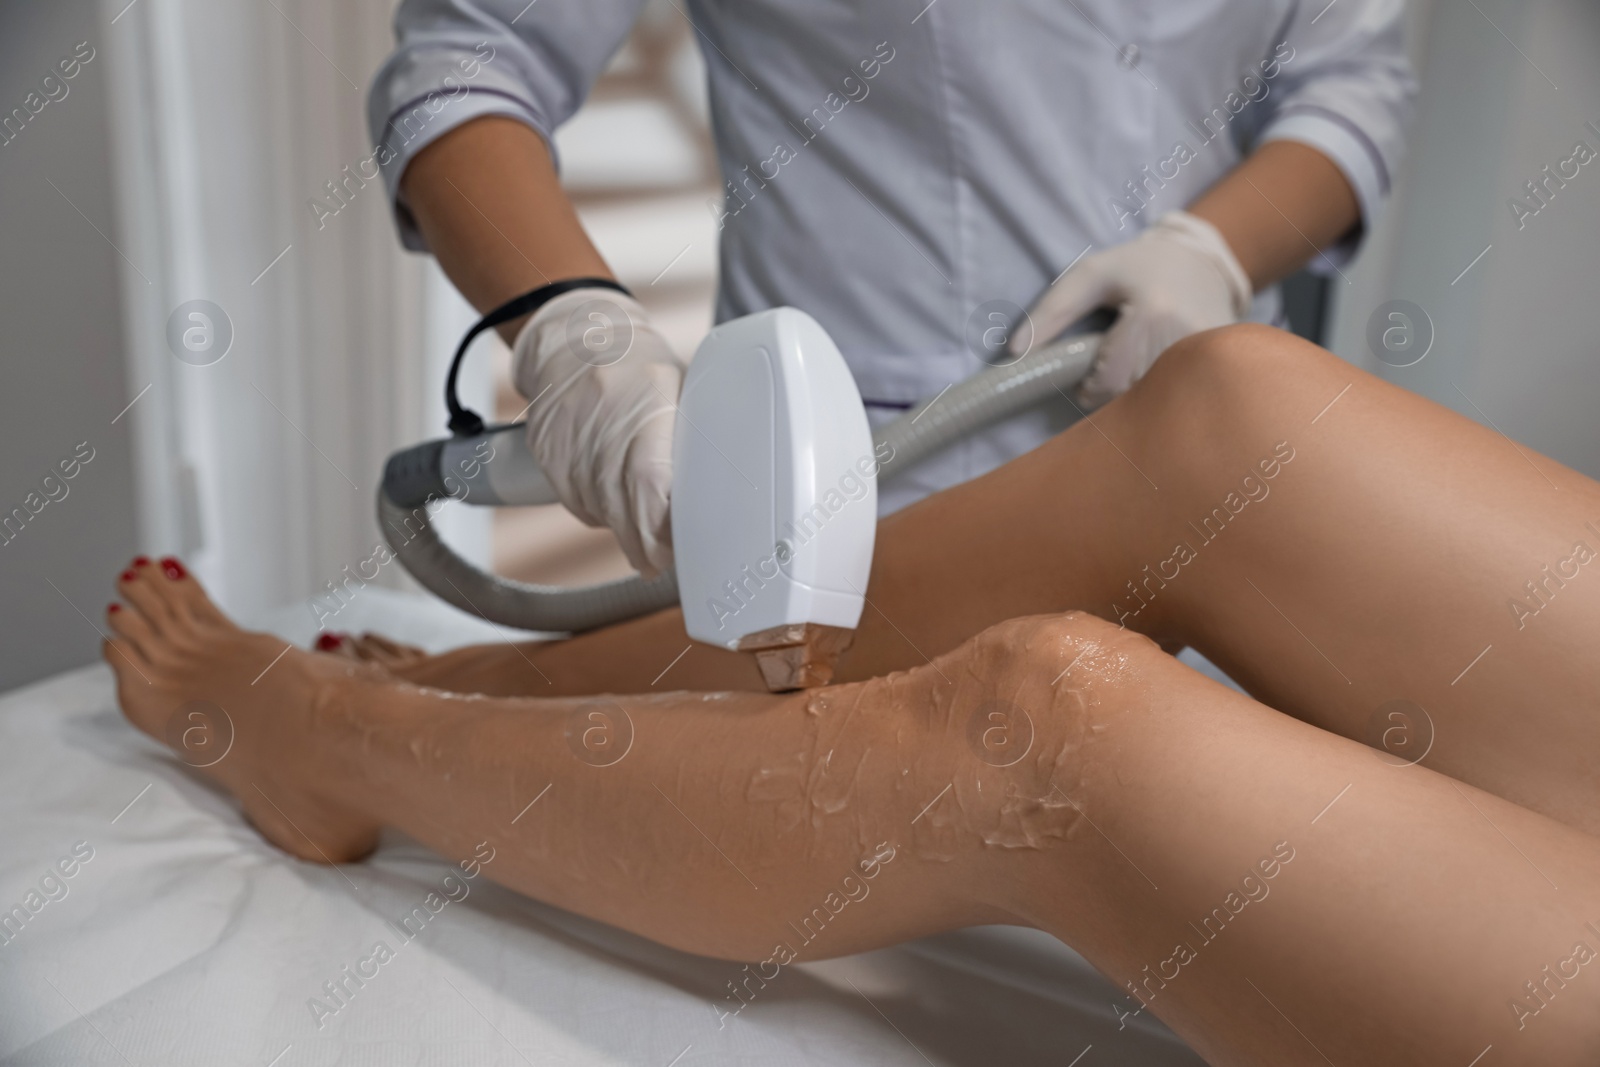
[401,115,614,343]
[1187,139,1360,291]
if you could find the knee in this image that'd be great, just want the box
[1119,323,1330,457]
[920,611,1168,851]
[1138,323,1306,411]
[962,610,1165,722]
[1037,610,1167,688]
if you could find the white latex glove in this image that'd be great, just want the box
[512,287,686,579]
[1016,210,1252,407]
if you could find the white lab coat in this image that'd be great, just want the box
[370,0,1415,513]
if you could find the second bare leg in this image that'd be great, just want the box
[383,326,1600,836]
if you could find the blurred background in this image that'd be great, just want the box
[1,0,1598,690]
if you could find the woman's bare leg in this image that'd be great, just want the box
[377,325,1600,834]
[109,562,1600,1064]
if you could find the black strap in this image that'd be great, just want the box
[445,277,632,436]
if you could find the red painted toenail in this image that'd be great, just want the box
[121,569,137,582]
[108,603,122,613]
[133,556,151,568]
[315,633,344,651]
[160,557,187,580]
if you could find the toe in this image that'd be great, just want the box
[153,557,227,624]
[312,632,359,660]
[118,561,178,629]
[351,633,426,665]
[101,637,154,705]
[106,601,155,659]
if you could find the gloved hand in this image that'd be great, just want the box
[512,287,686,579]
[1015,210,1253,407]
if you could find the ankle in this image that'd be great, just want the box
[301,672,402,817]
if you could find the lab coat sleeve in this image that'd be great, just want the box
[367,0,648,251]
[1256,0,1417,269]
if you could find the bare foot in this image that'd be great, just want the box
[310,631,491,695]
[311,630,428,670]
[310,632,568,697]
[104,556,381,863]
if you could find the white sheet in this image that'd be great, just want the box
[0,589,1202,1065]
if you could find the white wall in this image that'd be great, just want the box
[1329,0,1600,478]
[0,1,139,690]
[0,0,495,689]
[100,0,489,632]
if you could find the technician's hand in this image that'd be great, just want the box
[512,288,687,579]
[1017,210,1253,408]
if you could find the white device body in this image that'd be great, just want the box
[672,308,877,650]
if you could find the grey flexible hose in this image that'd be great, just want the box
[379,491,682,633]
[380,332,1101,634]
[874,333,1100,479]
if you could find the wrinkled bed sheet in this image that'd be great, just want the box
[0,588,1204,1066]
